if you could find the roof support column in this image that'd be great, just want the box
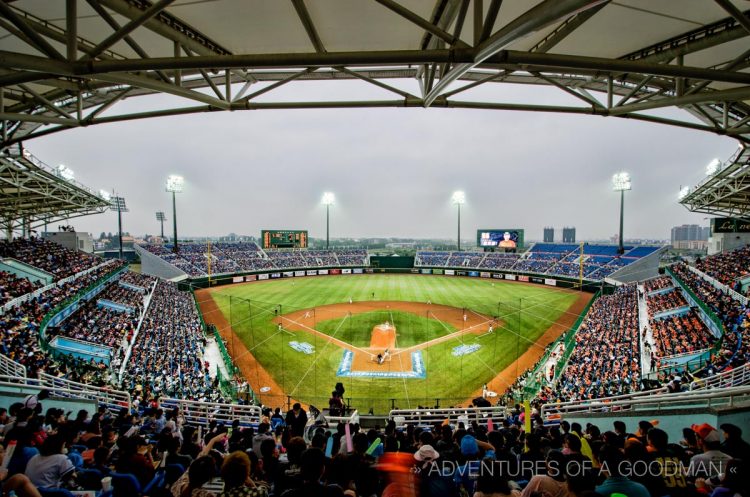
[66,0,77,61]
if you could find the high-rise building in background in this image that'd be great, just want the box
[543,227,554,243]
[671,224,709,249]
[563,227,576,243]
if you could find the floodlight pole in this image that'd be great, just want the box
[172,190,178,253]
[457,202,461,252]
[326,203,330,250]
[118,201,123,260]
[618,189,624,254]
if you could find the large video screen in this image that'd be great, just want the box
[477,229,524,249]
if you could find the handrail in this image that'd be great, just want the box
[0,354,26,378]
[687,264,749,305]
[119,279,158,381]
[541,362,750,419]
[0,373,130,412]
[159,397,262,427]
[544,386,750,418]
[389,406,509,427]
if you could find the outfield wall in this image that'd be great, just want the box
[181,266,605,293]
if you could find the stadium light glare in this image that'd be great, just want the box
[451,191,466,205]
[611,172,631,191]
[166,175,184,252]
[166,175,184,193]
[322,192,335,248]
[678,186,690,200]
[99,190,111,201]
[56,164,74,181]
[705,158,721,176]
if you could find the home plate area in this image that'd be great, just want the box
[336,321,426,378]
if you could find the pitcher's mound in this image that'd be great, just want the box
[370,321,396,350]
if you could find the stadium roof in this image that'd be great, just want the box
[0,146,110,234]
[0,0,749,217]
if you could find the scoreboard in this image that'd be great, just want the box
[262,230,308,249]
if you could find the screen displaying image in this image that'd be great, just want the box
[479,230,521,248]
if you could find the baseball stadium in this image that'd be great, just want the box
[1,2,750,497]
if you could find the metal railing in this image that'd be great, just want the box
[0,354,26,378]
[0,374,130,412]
[159,397,262,428]
[687,264,749,305]
[543,386,750,419]
[388,406,509,427]
[541,362,750,419]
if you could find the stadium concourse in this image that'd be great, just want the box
[0,238,750,496]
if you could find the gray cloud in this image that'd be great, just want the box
[27,81,736,242]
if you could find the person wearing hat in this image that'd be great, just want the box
[718,423,750,461]
[688,423,732,479]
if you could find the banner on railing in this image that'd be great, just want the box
[258,274,269,280]
[294,271,305,277]
[518,275,529,282]
[504,274,516,280]
[445,270,455,275]
[232,276,244,283]
[270,273,281,279]
[353,268,364,274]
[544,279,557,286]
[342,269,352,274]
[245,275,257,281]
[306,270,317,276]
[318,269,329,275]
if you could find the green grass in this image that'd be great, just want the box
[315,310,456,348]
[205,274,583,413]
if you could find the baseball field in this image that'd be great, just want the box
[195,274,591,414]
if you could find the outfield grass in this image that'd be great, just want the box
[315,310,456,348]
[207,274,581,413]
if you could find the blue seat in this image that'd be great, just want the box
[67,450,84,469]
[164,464,185,487]
[77,468,104,490]
[38,488,76,497]
[110,471,163,497]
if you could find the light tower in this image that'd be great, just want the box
[166,175,184,253]
[322,192,335,249]
[156,211,166,240]
[612,172,631,255]
[452,191,465,251]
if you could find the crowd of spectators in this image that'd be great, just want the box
[0,271,41,305]
[480,252,520,270]
[141,244,367,276]
[643,276,673,293]
[670,263,750,374]
[0,259,125,381]
[48,301,135,350]
[0,237,101,280]
[118,271,157,290]
[121,280,215,403]
[538,285,641,403]
[645,289,689,317]
[695,245,750,288]
[650,310,717,358]
[2,395,749,497]
[97,282,146,314]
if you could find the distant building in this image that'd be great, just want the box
[43,231,94,253]
[671,224,709,249]
[562,227,576,243]
[543,227,554,243]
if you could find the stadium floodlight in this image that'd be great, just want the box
[678,186,690,200]
[705,158,721,176]
[612,172,631,254]
[452,191,465,251]
[156,211,167,239]
[166,175,184,253]
[322,192,335,249]
[611,172,631,192]
[110,195,128,260]
[56,164,74,181]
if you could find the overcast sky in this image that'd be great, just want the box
[26,79,738,242]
